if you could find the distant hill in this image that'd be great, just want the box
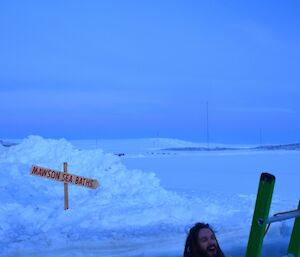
[163,143,300,152]
[2,138,300,152]
[0,140,18,147]
[253,143,300,150]
[162,146,239,151]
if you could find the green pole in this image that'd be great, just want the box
[245,173,276,257]
[288,200,300,257]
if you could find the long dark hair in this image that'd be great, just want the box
[183,223,225,257]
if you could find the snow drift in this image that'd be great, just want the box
[0,136,296,257]
[0,136,208,255]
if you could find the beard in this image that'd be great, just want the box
[198,245,224,257]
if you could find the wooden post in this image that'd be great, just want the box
[245,173,275,257]
[288,200,300,257]
[64,162,69,210]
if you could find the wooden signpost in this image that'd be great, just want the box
[64,162,68,210]
[30,163,99,210]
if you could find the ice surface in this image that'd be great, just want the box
[0,136,299,257]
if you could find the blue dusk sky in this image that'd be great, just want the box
[0,1,299,144]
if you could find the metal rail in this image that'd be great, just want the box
[267,211,300,224]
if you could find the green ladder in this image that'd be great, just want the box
[245,173,300,257]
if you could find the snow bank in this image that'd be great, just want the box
[0,136,208,255]
[0,136,295,257]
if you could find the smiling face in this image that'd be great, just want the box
[197,228,218,257]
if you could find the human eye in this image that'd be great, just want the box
[200,237,208,243]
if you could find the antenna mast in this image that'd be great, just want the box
[206,101,210,148]
[259,128,262,146]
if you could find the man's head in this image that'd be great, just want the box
[183,223,225,257]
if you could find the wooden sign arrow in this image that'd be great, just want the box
[30,165,99,189]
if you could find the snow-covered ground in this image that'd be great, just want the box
[0,136,299,257]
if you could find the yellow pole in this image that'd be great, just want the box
[245,173,275,257]
[288,200,300,257]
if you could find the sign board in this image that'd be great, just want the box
[30,165,99,189]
